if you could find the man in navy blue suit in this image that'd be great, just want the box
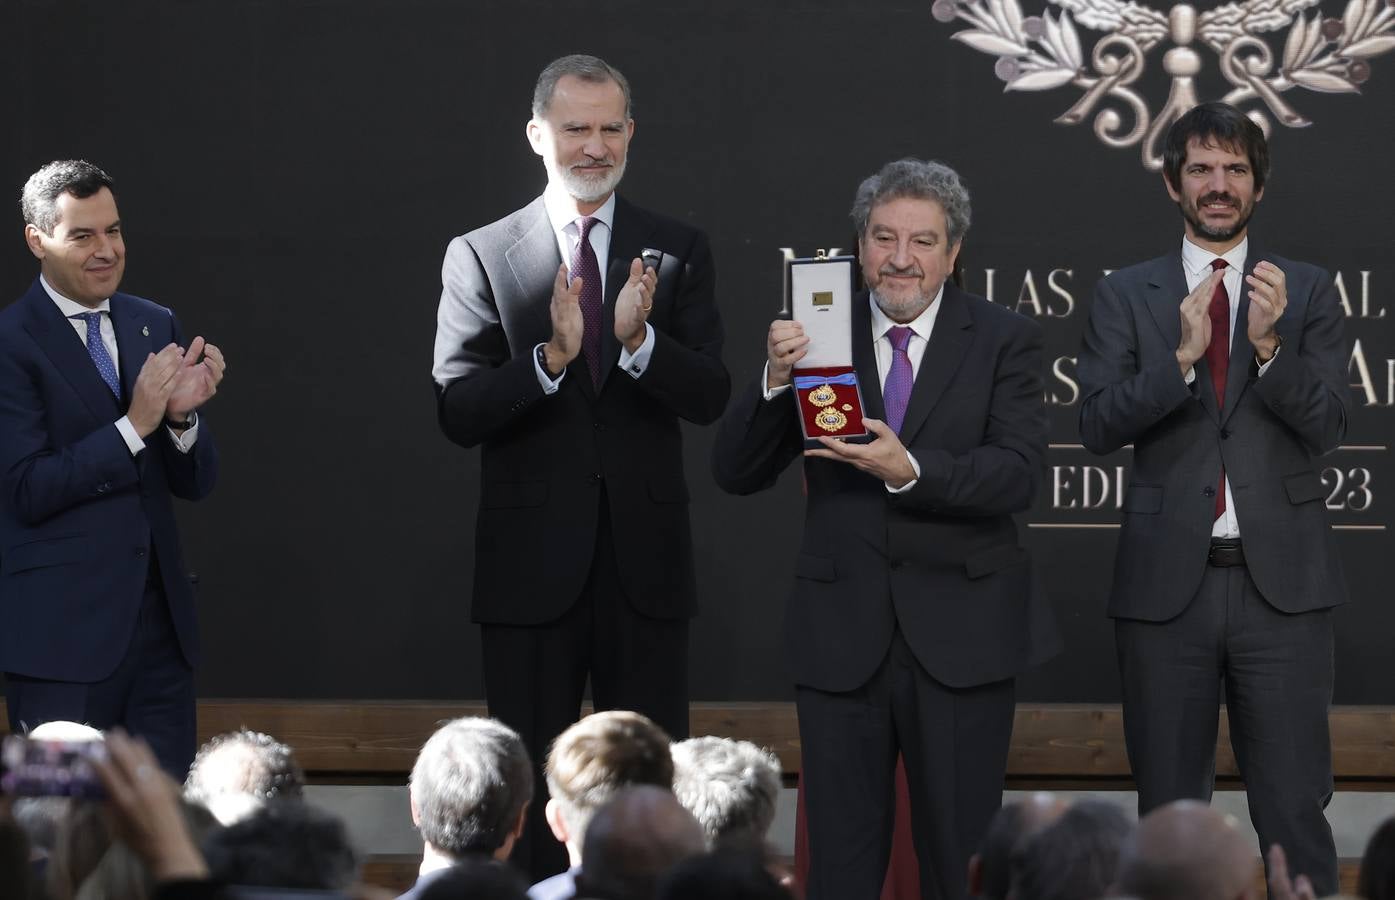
[0,160,225,776]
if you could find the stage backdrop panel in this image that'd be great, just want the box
[0,0,1388,701]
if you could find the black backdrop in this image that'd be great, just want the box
[1,0,1389,702]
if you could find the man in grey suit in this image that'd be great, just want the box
[1078,102,1349,894]
[431,54,729,878]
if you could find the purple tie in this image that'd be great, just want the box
[73,312,121,399]
[883,325,915,433]
[570,216,604,387]
[1205,258,1229,519]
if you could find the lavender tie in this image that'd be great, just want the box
[73,312,121,399]
[883,325,914,433]
[570,216,604,387]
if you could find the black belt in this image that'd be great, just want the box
[1208,538,1245,567]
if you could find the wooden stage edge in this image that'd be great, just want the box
[5,700,1395,787]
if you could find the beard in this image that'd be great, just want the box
[1179,190,1256,243]
[870,268,938,322]
[559,155,628,204]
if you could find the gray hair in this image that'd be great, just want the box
[409,717,534,858]
[20,160,115,235]
[184,729,306,825]
[850,158,971,247]
[670,736,781,847]
[532,54,632,119]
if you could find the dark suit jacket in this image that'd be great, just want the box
[712,284,1059,691]
[1077,244,1350,621]
[0,279,217,682]
[433,195,729,624]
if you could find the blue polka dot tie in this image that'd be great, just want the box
[72,312,122,400]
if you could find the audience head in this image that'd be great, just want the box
[575,784,706,900]
[410,717,533,861]
[73,799,217,900]
[202,799,359,890]
[415,857,531,900]
[671,736,780,849]
[1359,817,1395,900]
[970,792,1068,900]
[656,847,793,900]
[1009,798,1132,900]
[185,729,306,825]
[1114,800,1258,900]
[545,711,673,862]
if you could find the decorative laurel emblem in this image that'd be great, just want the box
[931,0,1395,169]
[815,406,850,432]
[808,383,840,406]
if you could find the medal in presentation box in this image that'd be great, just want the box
[784,254,871,447]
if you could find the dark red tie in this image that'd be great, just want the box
[570,216,604,387]
[1205,258,1229,519]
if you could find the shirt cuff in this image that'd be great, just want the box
[533,342,564,395]
[166,412,199,453]
[1183,365,1196,385]
[886,451,921,493]
[617,324,655,378]
[115,416,146,456]
[1256,352,1277,377]
[761,363,792,401]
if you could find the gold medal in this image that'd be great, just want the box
[814,405,849,433]
[808,383,838,406]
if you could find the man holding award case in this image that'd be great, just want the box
[713,158,1059,900]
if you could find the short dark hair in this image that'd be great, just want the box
[851,158,971,247]
[1009,799,1133,900]
[656,848,793,900]
[547,711,673,844]
[21,160,115,235]
[532,54,632,119]
[578,785,706,900]
[185,729,306,824]
[201,799,360,890]
[1360,817,1395,900]
[410,717,534,858]
[976,802,1038,900]
[1162,102,1270,193]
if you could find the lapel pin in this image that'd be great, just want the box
[141,325,150,336]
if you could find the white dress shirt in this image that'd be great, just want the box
[533,188,654,392]
[765,286,945,492]
[1178,236,1273,538]
[40,274,198,456]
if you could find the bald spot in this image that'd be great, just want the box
[1116,800,1257,900]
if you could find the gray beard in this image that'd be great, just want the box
[560,157,627,204]
[871,285,935,323]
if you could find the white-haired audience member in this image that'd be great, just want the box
[573,785,705,900]
[184,729,306,825]
[531,711,674,900]
[670,736,780,849]
[1113,800,1260,900]
[402,716,534,900]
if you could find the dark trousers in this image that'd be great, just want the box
[1117,562,1337,894]
[4,577,196,779]
[480,491,689,880]
[797,628,1015,900]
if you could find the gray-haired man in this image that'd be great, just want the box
[713,158,1058,900]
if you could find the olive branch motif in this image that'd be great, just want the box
[931,0,1395,169]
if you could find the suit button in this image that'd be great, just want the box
[593,422,605,430]
[1203,486,1216,497]
[589,473,604,485]
[1220,428,1231,439]
[891,559,904,570]
[135,548,147,558]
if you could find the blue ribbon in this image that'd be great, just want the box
[793,373,859,389]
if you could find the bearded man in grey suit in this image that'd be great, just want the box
[430,54,729,878]
[1078,102,1349,895]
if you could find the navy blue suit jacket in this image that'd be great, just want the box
[0,279,216,682]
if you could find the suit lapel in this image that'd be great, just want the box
[1144,251,1220,422]
[1220,245,1258,423]
[503,197,567,381]
[20,280,121,422]
[897,282,974,444]
[600,196,654,393]
[110,294,152,407]
[852,294,884,421]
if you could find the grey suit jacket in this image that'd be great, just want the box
[1077,243,1350,621]
[432,195,729,625]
